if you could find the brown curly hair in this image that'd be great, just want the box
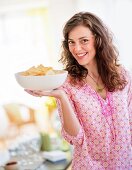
[59,12,127,92]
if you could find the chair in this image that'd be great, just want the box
[3,103,36,128]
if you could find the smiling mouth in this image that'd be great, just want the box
[77,52,87,58]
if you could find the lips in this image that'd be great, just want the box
[76,52,88,59]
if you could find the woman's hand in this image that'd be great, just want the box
[24,89,66,99]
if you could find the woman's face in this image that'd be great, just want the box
[68,25,96,68]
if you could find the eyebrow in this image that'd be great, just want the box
[68,36,92,40]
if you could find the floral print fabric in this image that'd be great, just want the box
[57,68,132,170]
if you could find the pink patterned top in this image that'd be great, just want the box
[57,68,132,170]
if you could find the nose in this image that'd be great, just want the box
[74,43,82,52]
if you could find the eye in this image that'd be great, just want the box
[81,39,89,44]
[68,40,75,46]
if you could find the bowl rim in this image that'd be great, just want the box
[15,70,68,77]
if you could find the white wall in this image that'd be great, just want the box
[47,0,79,68]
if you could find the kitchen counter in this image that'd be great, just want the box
[37,158,71,170]
[0,151,72,170]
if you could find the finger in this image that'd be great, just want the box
[33,90,51,96]
[24,89,33,93]
[25,89,51,97]
[24,89,34,95]
[24,89,39,96]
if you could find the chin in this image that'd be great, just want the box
[78,61,89,66]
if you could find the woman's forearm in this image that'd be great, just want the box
[58,92,81,137]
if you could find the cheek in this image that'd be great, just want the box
[89,45,96,55]
[69,47,76,57]
[92,48,96,56]
[69,46,73,53]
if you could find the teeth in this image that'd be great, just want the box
[77,53,87,57]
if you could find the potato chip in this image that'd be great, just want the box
[21,64,55,76]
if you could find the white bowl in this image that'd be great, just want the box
[15,70,68,91]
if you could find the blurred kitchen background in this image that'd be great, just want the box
[0,0,132,169]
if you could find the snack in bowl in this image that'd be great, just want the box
[21,64,55,76]
[15,64,68,91]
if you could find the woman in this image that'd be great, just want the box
[25,12,132,169]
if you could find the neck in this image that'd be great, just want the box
[85,61,99,78]
[88,70,99,79]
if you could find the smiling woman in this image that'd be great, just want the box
[24,11,132,170]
